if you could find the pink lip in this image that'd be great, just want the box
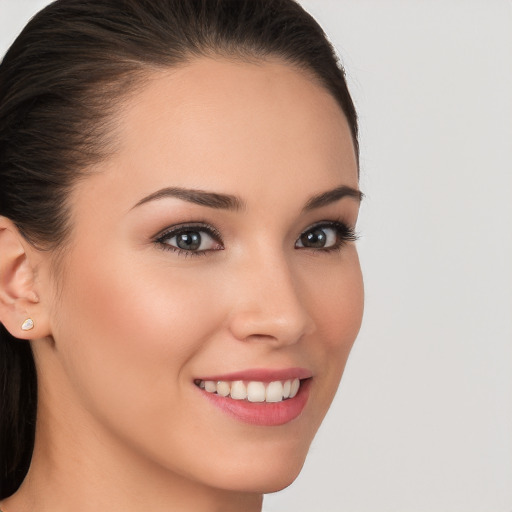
[197,367,312,383]
[194,368,312,427]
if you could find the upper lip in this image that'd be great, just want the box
[196,367,312,382]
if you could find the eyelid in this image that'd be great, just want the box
[299,219,357,237]
[154,222,222,241]
[154,222,224,255]
[152,219,358,257]
[295,220,359,250]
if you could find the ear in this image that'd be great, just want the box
[0,216,51,340]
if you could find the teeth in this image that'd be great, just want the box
[204,381,217,393]
[216,381,231,397]
[290,378,300,398]
[230,380,247,400]
[247,381,266,402]
[198,377,302,403]
[283,380,291,398]
[266,381,284,402]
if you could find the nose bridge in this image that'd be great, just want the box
[227,246,313,345]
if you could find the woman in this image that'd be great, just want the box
[0,1,363,510]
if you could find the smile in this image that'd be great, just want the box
[194,370,312,426]
[195,378,301,403]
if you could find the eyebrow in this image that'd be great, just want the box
[132,185,363,212]
[132,187,244,211]
[302,185,364,211]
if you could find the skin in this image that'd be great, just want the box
[0,57,363,512]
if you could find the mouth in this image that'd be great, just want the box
[194,377,302,403]
[193,369,312,426]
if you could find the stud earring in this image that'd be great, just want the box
[21,318,34,331]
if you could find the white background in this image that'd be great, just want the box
[1,1,511,511]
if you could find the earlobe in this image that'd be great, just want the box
[21,318,35,331]
[0,216,50,340]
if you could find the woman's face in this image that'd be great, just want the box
[36,58,363,494]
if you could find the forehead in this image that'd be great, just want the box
[79,57,358,214]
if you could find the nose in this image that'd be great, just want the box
[226,251,314,346]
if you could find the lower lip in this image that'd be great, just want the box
[198,379,311,426]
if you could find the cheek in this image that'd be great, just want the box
[304,250,364,406]
[307,250,364,349]
[51,249,222,420]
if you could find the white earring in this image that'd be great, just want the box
[21,318,34,331]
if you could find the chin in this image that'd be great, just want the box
[256,464,304,494]
[222,467,304,495]
[208,447,309,494]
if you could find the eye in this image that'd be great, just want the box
[155,224,223,255]
[295,221,357,251]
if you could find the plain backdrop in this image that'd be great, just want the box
[1,1,511,511]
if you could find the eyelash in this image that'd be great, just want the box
[154,220,358,257]
[155,222,223,258]
[301,220,359,254]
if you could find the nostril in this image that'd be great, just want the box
[228,310,311,347]
[226,262,314,344]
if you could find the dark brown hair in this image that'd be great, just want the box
[0,0,358,498]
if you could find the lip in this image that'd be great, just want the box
[194,368,312,427]
[196,367,312,383]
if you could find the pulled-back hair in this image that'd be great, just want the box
[0,0,358,498]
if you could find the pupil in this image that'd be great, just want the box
[302,228,326,248]
[177,231,201,250]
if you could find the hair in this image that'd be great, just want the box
[0,0,358,498]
